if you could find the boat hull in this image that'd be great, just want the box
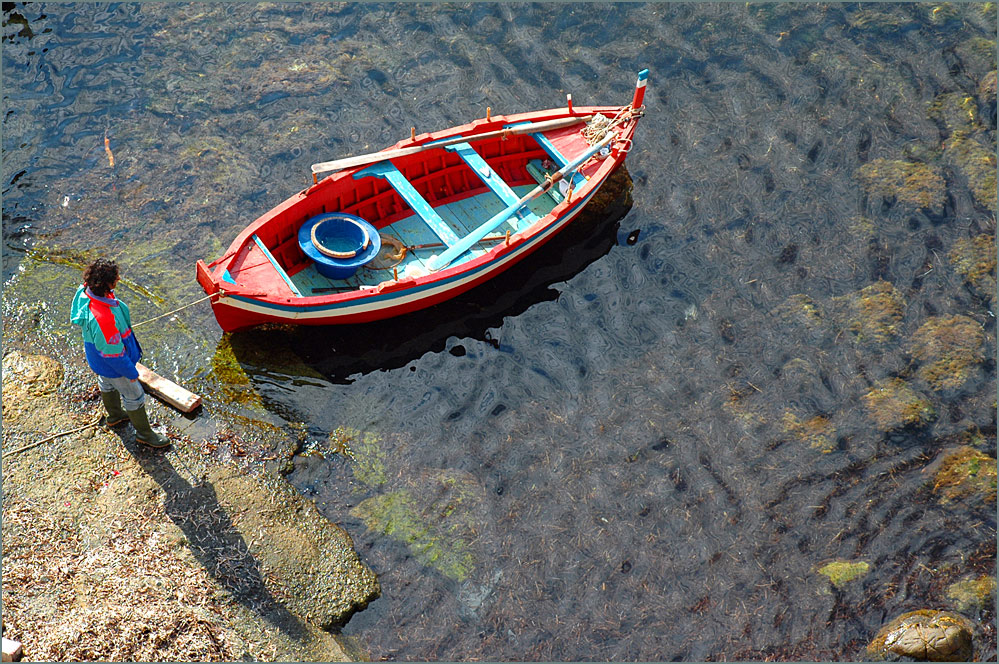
[198,180,609,331]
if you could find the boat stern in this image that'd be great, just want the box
[196,259,220,296]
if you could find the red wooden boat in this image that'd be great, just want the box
[197,70,648,332]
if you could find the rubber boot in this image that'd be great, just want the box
[100,390,130,427]
[126,404,171,449]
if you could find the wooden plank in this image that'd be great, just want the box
[137,363,202,413]
[2,638,22,662]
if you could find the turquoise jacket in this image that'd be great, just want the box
[69,285,142,379]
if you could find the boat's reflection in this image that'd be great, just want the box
[224,165,633,385]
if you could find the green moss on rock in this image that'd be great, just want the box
[863,378,936,431]
[868,610,973,662]
[946,575,996,612]
[909,315,985,392]
[855,159,947,212]
[932,446,997,504]
[817,560,870,588]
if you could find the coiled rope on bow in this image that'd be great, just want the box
[581,104,642,146]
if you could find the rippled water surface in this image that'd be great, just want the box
[3,3,997,661]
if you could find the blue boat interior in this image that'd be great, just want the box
[288,180,559,295]
[239,130,586,298]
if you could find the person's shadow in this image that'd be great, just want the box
[123,436,309,641]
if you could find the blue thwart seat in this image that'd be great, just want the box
[504,122,587,189]
[445,142,539,228]
[355,161,461,247]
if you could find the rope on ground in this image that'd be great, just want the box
[132,293,217,328]
[3,415,102,457]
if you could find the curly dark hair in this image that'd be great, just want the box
[83,258,120,297]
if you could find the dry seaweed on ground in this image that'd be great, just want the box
[1,494,238,662]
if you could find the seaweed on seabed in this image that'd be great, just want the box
[816,559,870,589]
[855,159,947,214]
[833,281,905,345]
[949,233,997,299]
[946,575,997,612]
[781,411,837,453]
[943,132,997,212]
[862,377,935,432]
[930,446,997,505]
[908,315,986,393]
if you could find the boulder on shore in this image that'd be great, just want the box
[867,610,974,662]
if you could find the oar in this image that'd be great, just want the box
[311,115,594,176]
[427,131,616,272]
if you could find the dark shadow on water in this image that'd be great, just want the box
[225,165,634,385]
[122,435,309,640]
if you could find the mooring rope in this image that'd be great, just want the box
[131,293,217,328]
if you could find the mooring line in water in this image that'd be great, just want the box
[132,293,217,328]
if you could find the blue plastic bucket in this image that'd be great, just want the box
[298,213,381,280]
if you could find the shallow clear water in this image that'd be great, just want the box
[3,3,996,660]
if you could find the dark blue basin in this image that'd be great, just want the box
[298,213,381,280]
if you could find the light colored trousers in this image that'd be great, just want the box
[97,374,145,410]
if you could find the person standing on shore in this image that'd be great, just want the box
[70,257,170,448]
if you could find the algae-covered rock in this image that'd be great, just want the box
[817,560,870,588]
[835,281,905,345]
[782,412,837,453]
[909,315,985,392]
[980,70,997,99]
[847,9,918,33]
[955,37,998,79]
[332,427,389,487]
[946,575,996,612]
[931,446,997,504]
[855,159,947,212]
[943,132,997,211]
[948,234,997,298]
[351,469,485,582]
[868,610,974,662]
[773,294,826,330]
[863,378,936,431]
[928,92,981,134]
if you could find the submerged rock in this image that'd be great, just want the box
[930,446,997,505]
[351,469,485,582]
[908,315,986,392]
[948,233,996,299]
[835,281,906,345]
[855,159,947,212]
[782,411,837,453]
[817,559,870,588]
[928,92,981,134]
[943,132,997,211]
[868,610,974,662]
[862,378,936,432]
[946,575,997,612]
